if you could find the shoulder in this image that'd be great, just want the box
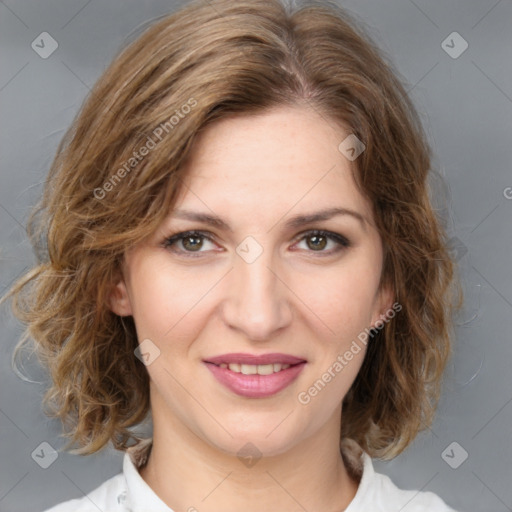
[366,462,458,511]
[341,440,459,512]
[41,472,127,512]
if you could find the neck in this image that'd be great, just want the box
[138,408,360,512]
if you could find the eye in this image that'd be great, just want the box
[162,229,351,258]
[162,230,219,256]
[292,229,350,255]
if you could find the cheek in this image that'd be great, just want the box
[128,256,216,346]
[292,256,381,339]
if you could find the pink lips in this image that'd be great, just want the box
[204,353,307,398]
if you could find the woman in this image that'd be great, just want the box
[3,0,462,510]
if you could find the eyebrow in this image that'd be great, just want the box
[169,207,367,232]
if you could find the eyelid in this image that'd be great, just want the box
[162,230,220,252]
[292,228,350,248]
[162,228,351,257]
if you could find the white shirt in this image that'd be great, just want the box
[43,438,459,512]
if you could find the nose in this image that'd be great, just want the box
[220,243,293,342]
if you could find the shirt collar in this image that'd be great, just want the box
[345,451,376,510]
[124,437,174,511]
[122,437,370,512]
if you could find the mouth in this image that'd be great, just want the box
[213,362,295,375]
[203,353,307,398]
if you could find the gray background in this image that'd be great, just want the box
[1,0,511,511]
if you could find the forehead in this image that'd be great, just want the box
[173,105,373,224]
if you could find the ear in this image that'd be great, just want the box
[107,277,133,317]
[370,283,395,329]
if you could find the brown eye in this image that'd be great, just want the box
[181,234,204,251]
[163,230,217,256]
[293,229,350,255]
[306,234,328,251]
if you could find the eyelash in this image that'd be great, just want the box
[161,229,351,258]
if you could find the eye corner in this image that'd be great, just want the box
[292,229,351,255]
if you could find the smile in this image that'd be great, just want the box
[217,362,291,375]
[203,353,307,398]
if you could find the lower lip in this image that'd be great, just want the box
[204,362,306,398]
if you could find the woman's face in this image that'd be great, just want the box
[110,105,392,457]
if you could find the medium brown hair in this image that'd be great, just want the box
[2,0,462,458]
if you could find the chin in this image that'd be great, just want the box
[199,414,309,460]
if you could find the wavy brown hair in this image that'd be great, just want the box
[1,0,462,457]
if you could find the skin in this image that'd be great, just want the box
[109,104,393,512]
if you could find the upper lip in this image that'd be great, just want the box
[204,353,307,366]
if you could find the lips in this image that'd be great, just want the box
[203,353,307,398]
[204,353,306,366]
